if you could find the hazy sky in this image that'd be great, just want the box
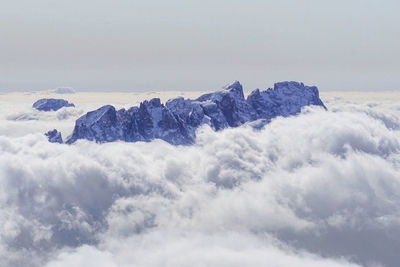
[1,0,399,92]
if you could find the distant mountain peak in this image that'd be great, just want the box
[47,81,327,145]
[33,98,75,111]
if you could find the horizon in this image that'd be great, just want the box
[2,80,400,93]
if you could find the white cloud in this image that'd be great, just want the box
[47,231,360,267]
[0,93,399,266]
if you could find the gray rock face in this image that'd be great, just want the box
[65,81,327,145]
[33,98,75,111]
[45,129,63,143]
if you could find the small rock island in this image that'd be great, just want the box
[33,98,75,111]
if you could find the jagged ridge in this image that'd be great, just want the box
[61,81,326,145]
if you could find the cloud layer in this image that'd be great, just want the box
[0,94,400,267]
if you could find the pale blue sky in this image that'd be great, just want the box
[1,0,399,91]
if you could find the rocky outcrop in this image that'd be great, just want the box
[45,129,63,143]
[33,98,75,111]
[64,81,326,145]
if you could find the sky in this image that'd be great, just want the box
[0,0,399,92]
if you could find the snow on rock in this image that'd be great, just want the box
[33,98,75,111]
[64,81,326,145]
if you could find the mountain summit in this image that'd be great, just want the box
[58,81,326,145]
[33,98,75,111]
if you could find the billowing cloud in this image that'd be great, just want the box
[0,93,399,267]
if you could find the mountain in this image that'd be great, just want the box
[33,98,75,111]
[54,87,76,94]
[59,81,326,145]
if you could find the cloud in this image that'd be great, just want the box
[0,94,400,266]
[6,106,81,122]
[47,231,361,267]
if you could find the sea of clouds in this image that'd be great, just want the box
[0,92,400,267]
